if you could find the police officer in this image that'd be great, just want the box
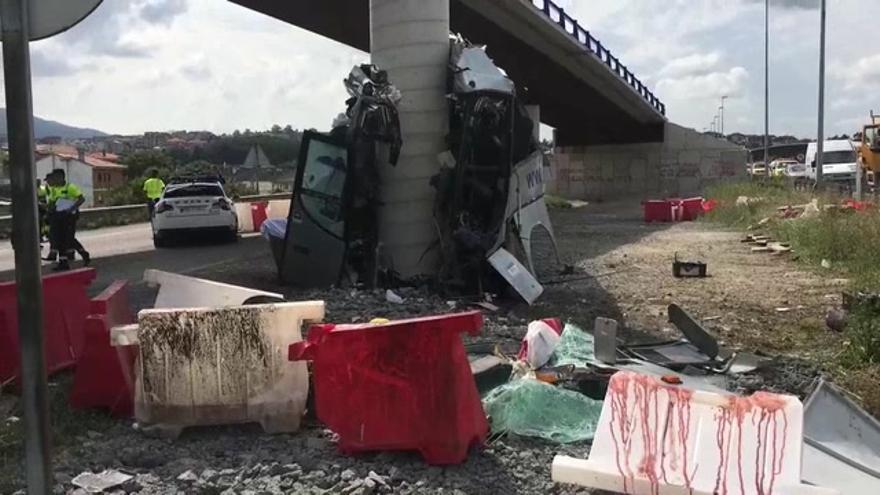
[46,169,90,271]
[36,178,49,243]
[143,169,165,217]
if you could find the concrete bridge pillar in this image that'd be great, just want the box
[370,0,450,278]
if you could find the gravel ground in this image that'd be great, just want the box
[2,200,848,494]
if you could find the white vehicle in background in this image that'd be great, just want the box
[151,178,238,248]
[805,139,859,185]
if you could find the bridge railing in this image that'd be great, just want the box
[529,0,666,116]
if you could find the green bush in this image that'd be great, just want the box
[840,306,880,368]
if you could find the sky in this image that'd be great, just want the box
[0,0,878,139]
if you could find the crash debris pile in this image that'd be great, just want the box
[4,263,880,494]
[271,41,559,306]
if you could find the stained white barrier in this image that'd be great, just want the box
[266,200,291,220]
[234,203,254,233]
[111,301,324,437]
[552,371,839,495]
[144,269,283,309]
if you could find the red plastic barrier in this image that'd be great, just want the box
[702,199,719,214]
[69,281,136,416]
[0,268,96,386]
[290,312,489,465]
[251,202,269,232]
[680,197,705,221]
[643,200,674,222]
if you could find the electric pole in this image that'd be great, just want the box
[816,0,827,187]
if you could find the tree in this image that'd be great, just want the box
[271,124,282,134]
[232,130,241,138]
[121,150,173,179]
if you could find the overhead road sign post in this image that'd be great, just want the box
[0,1,102,493]
[0,0,102,40]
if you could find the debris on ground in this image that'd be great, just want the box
[71,469,133,493]
[672,254,707,278]
[482,378,602,444]
[384,289,404,304]
[517,318,563,369]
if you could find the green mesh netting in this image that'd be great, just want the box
[549,323,597,368]
[482,378,602,443]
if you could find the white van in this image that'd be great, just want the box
[805,139,858,183]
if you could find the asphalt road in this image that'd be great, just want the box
[0,223,277,310]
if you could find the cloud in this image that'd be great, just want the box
[746,0,820,9]
[833,54,880,91]
[657,67,750,100]
[46,0,188,59]
[657,53,722,79]
[140,0,189,26]
[29,50,87,78]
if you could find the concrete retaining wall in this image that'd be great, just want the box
[548,123,748,200]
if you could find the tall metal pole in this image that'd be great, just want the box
[720,95,728,135]
[0,0,52,492]
[764,0,770,169]
[816,0,827,187]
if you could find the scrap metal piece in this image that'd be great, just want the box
[593,317,618,365]
[488,248,543,305]
[668,304,719,359]
[802,379,880,493]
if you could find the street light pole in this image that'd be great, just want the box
[764,0,770,170]
[816,0,827,187]
[0,0,52,492]
[720,95,728,135]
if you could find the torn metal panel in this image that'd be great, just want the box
[802,379,880,494]
[668,303,720,359]
[488,248,543,304]
[451,41,516,95]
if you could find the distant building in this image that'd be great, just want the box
[35,148,127,207]
[143,132,170,148]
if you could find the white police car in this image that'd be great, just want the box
[151,179,238,248]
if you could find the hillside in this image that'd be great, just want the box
[0,110,108,139]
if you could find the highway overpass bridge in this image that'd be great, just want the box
[230,0,667,146]
[230,0,746,276]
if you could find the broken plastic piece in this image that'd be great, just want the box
[488,248,544,305]
[144,269,283,309]
[552,371,839,495]
[517,318,563,369]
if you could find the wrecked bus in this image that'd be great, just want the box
[276,40,558,303]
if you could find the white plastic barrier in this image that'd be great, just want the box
[552,371,839,495]
[234,203,254,233]
[111,301,324,438]
[266,199,291,220]
[144,269,284,309]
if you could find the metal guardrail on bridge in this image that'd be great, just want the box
[529,0,666,116]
